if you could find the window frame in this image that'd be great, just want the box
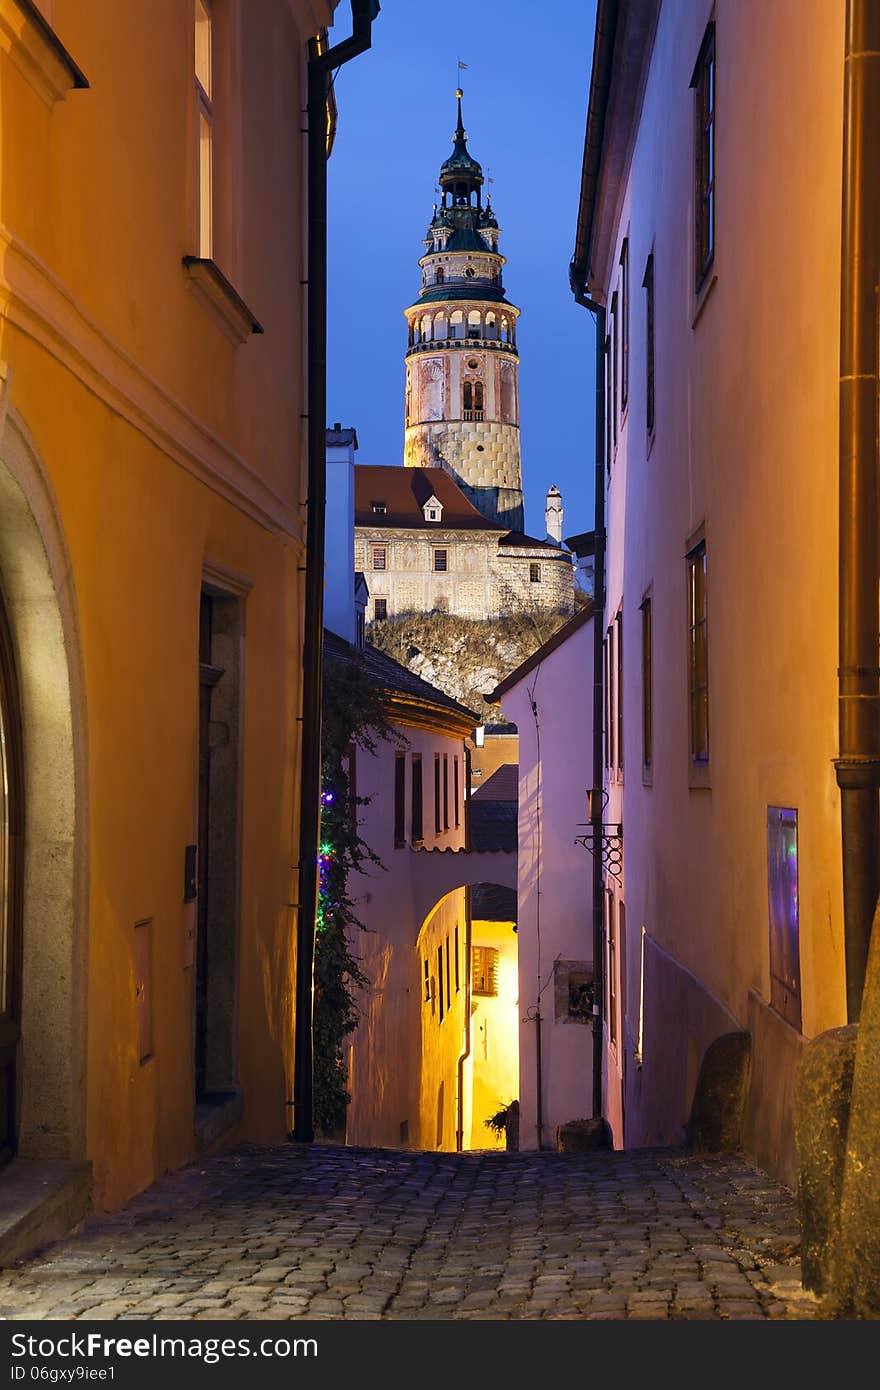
[687,540,709,765]
[640,593,653,778]
[643,251,655,437]
[620,237,629,412]
[433,548,448,574]
[691,22,717,294]
[195,0,214,260]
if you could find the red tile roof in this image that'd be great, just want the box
[355,465,505,531]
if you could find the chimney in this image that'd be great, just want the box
[545,484,563,545]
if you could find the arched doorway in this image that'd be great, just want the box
[0,585,23,1161]
[0,409,86,1164]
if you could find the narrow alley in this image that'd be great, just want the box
[0,1145,821,1321]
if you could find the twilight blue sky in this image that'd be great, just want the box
[327,0,599,541]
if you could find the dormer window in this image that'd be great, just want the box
[423,495,443,524]
[371,501,386,514]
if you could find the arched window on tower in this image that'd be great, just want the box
[450,311,465,340]
[421,315,433,343]
[435,266,445,285]
[434,312,447,340]
[463,381,473,420]
[474,381,484,421]
[501,317,509,343]
[468,310,481,340]
[408,321,415,347]
[485,312,497,339]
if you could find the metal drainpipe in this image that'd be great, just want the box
[835,0,880,1024]
[573,287,606,1120]
[292,1,379,1144]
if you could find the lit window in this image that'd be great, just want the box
[768,807,802,1031]
[472,946,498,997]
[371,546,386,571]
[692,22,716,292]
[371,501,386,514]
[195,0,213,258]
[687,542,709,762]
[433,549,448,573]
[529,563,541,583]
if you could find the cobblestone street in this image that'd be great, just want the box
[0,1144,827,1321]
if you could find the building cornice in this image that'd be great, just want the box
[384,691,476,737]
[571,0,660,297]
[0,223,305,547]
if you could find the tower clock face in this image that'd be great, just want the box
[465,267,475,278]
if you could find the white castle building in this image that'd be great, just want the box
[354,93,574,624]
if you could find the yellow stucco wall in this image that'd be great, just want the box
[417,889,468,1151]
[470,917,518,1150]
[0,0,335,1208]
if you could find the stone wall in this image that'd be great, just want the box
[355,527,574,622]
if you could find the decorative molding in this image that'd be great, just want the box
[0,223,305,548]
[0,0,88,107]
[202,559,254,597]
[182,257,264,346]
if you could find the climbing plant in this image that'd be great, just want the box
[314,649,397,1137]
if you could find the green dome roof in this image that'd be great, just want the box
[439,92,483,187]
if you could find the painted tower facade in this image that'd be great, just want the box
[403,95,525,533]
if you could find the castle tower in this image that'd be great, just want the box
[545,484,563,545]
[403,93,525,533]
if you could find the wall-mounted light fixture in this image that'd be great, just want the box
[575,788,623,882]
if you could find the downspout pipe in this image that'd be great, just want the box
[835,0,880,1023]
[572,287,606,1121]
[292,0,379,1145]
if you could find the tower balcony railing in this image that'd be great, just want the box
[406,337,518,356]
[463,410,484,422]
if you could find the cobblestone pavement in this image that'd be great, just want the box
[0,1145,826,1320]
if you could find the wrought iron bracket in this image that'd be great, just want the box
[575,787,623,882]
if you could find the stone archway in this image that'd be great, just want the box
[0,407,87,1163]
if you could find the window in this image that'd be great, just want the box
[371,501,386,514]
[394,752,406,847]
[371,546,386,571]
[467,309,481,339]
[620,238,629,410]
[615,608,623,773]
[768,807,801,1031]
[474,381,484,420]
[434,754,441,834]
[606,892,618,1046]
[438,945,445,1022]
[603,635,610,768]
[454,925,460,992]
[463,381,473,420]
[436,266,445,284]
[610,291,618,446]
[423,956,430,1003]
[433,549,448,573]
[450,310,465,339]
[604,334,612,474]
[445,936,451,1011]
[530,563,541,584]
[453,756,460,828]
[472,946,499,997]
[643,252,655,434]
[373,598,387,621]
[195,0,213,258]
[356,608,365,648]
[443,754,449,831]
[692,22,716,292]
[687,542,709,762]
[607,621,616,770]
[411,754,423,843]
[641,595,652,773]
[427,508,438,521]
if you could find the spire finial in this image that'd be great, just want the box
[455,87,465,143]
